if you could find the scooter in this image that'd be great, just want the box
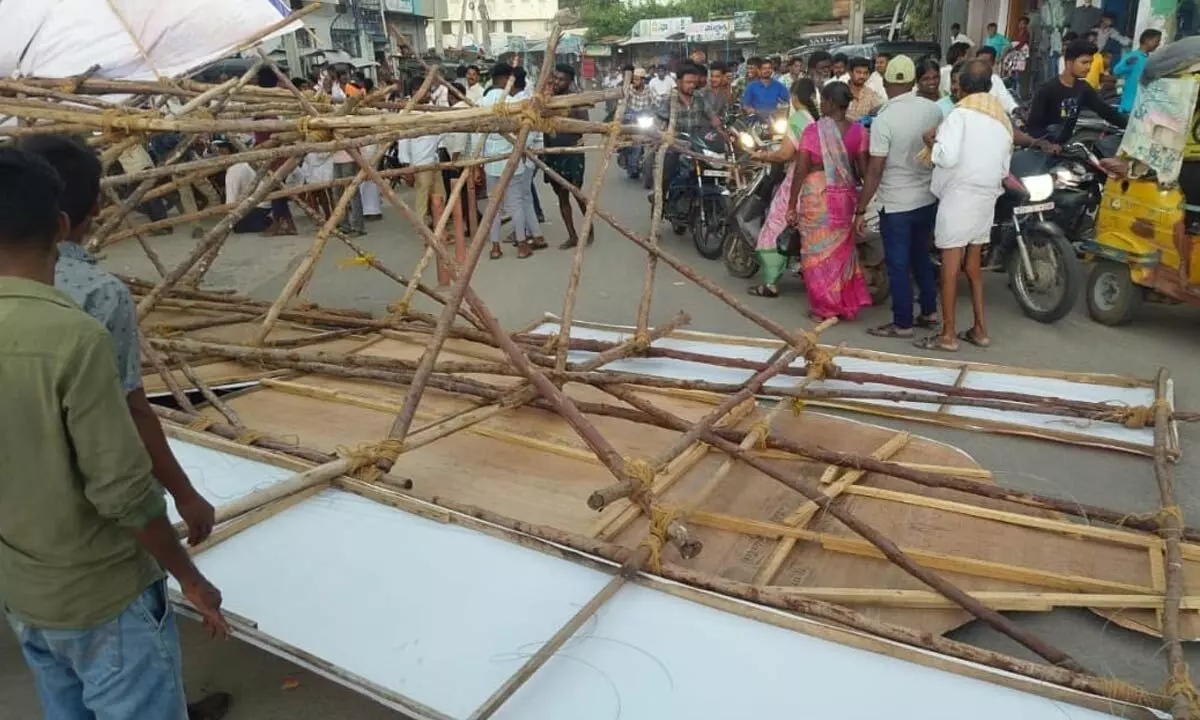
[721,130,890,305]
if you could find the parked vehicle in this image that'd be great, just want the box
[990,148,1083,323]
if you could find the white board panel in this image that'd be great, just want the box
[495,583,1126,720]
[532,321,1170,452]
[164,438,295,525]
[182,487,613,719]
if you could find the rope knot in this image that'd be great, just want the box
[1163,665,1200,713]
[748,421,771,449]
[188,418,214,432]
[624,456,656,502]
[337,252,377,269]
[803,345,838,381]
[540,332,559,355]
[234,430,264,446]
[631,331,652,353]
[791,397,806,416]
[639,504,681,573]
[387,298,411,316]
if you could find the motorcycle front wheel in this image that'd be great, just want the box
[1007,226,1082,323]
[723,233,759,278]
[693,195,729,260]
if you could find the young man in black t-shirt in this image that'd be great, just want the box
[1026,38,1126,145]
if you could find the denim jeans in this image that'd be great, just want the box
[487,168,541,243]
[6,581,188,720]
[333,161,365,233]
[878,203,939,329]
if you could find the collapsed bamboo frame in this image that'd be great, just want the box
[8,16,1194,717]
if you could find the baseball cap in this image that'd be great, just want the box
[633,67,647,78]
[884,55,916,84]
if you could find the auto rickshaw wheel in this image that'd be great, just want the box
[1086,259,1144,326]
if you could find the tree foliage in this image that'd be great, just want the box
[580,0,910,51]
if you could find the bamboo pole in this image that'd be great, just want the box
[553,82,627,372]
[90,58,268,247]
[603,384,1087,672]
[635,90,677,343]
[152,405,336,465]
[467,548,648,720]
[135,155,302,320]
[1150,368,1196,718]
[383,29,560,448]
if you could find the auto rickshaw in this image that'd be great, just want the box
[1082,42,1200,325]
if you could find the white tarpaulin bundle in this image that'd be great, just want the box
[0,0,296,81]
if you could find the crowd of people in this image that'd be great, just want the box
[686,17,1160,352]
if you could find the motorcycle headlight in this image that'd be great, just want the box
[1051,162,1086,189]
[739,131,758,150]
[1021,173,1054,203]
[636,115,655,129]
[772,118,788,136]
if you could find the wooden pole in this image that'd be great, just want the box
[553,83,628,372]
[635,91,677,343]
[1150,368,1196,719]
[467,548,648,720]
[135,156,302,320]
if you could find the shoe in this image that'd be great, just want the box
[559,238,578,250]
[187,692,232,720]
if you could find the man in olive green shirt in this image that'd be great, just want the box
[0,147,229,719]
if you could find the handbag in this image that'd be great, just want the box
[776,225,802,256]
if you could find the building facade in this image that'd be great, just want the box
[429,0,559,52]
[265,0,435,81]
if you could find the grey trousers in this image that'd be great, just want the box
[333,162,365,232]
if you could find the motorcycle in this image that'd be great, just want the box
[1045,134,1122,250]
[721,129,890,305]
[657,129,734,260]
[618,112,656,180]
[987,148,1083,323]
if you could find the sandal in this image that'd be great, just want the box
[866,323,913,338]
[914,314,940,329]
[517,243,534,259]
[957,328,992,348]
[808,311,831,323]
[913,334,959,352]
[748,285,779,298]
[489,245,503,260]
[529,236,548,250]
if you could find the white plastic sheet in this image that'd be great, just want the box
[0,0,295,81]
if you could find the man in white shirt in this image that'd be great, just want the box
[465,65,485,103]
[865,52,889,100]
[921,59,1010,352]
[949,23,975,48]
[215,141,272,233]
[396,75,446,229]
[975,46,1018,114]
[648,66,676,98]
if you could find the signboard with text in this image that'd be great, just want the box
[384,0,414,13]
[686,20,732,42]
[631,16,692,40]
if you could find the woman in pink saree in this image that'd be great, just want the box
[785,82,872,321]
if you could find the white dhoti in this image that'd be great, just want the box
[360,181,382,216]
[359,143,383,216]
[933,188,997,250]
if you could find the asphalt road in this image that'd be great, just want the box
[3,129,1199,718]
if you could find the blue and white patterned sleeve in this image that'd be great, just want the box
[100,282,144,395]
